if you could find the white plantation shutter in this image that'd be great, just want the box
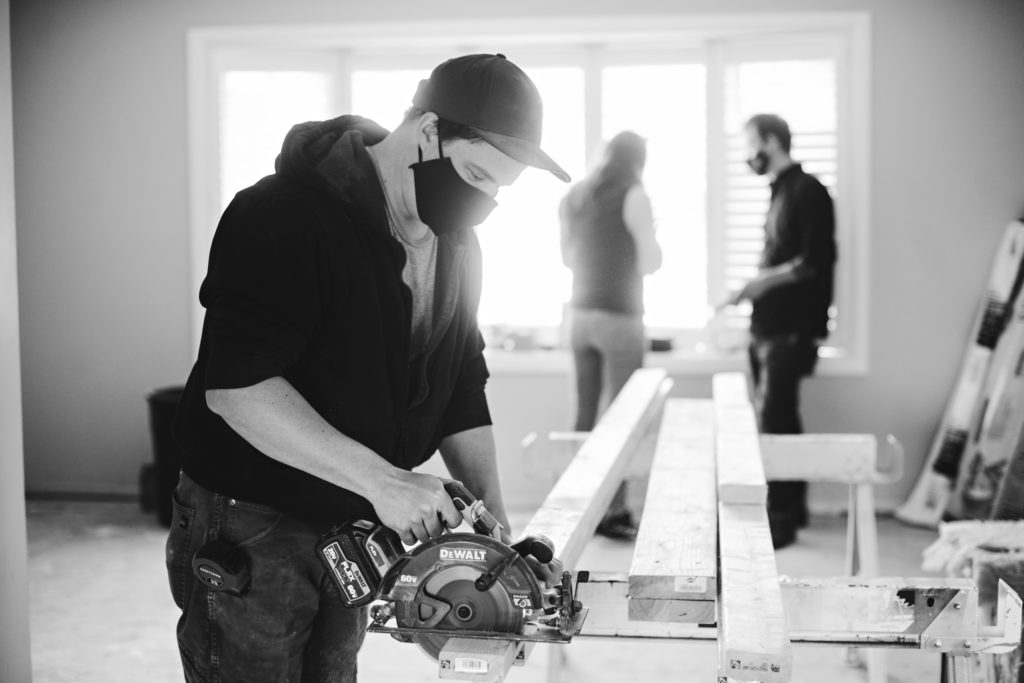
[201,27,867,369]
[716,56,839,334]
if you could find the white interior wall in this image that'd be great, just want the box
[1,0,31,676]
[10,0,1024,514]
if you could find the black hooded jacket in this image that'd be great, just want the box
[174,116,492,528]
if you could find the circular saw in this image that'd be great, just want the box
[315,481,586,674]
[379,532,539,659]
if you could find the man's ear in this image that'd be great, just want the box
[415,112,440,153]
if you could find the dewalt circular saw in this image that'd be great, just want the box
[316,481,585,668]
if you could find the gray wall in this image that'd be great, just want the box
[11,1,1024,512]
[1,0,32,676]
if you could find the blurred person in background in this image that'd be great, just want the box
[559,130,662,539]
[724,113,837,549]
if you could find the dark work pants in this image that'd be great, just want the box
[165,472,367,682]
[748,334,819,518]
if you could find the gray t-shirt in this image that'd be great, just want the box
[368,149,438,356]
[393,225,438,356]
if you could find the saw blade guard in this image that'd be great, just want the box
[381,533,546,612]
[378,533,548,660]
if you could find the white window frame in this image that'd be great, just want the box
[187,12,871,376]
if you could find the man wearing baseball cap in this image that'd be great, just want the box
[167,54,568,681]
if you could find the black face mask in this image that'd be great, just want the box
[746,149,771,176]
[409,138,498,236]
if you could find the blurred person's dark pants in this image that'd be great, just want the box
[166,471,367,682]
[748,333,819,531]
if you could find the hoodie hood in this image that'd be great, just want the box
[275,115,390,209]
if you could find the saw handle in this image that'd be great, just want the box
[443,480,475,509]
[511,534,555,564]
[443,480,501,537]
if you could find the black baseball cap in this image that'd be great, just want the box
[412,53,570,183]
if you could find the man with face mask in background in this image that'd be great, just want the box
[724,113,837,549]
[166,54,569,682]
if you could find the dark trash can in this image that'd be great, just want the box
[144,386,185,527]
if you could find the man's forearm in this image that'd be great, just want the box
[744,258,810,299]
[206,376,396,501]
[439,425,512,536]
[757,262,799,290]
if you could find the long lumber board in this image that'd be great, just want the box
[524,367,671,566]
[718,502,792,682]
[579,573,719,633]
[629,399,717,602]
[438,369,671,682]
[713,373,768,505]
[760,434,878,483]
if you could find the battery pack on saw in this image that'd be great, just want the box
[316,520,404,608]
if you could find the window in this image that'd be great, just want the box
[219,70,333,210]
[602,63,708,332]
[189,14,870,373]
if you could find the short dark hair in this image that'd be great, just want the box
[745,113,792,153]
[404,107,484,143]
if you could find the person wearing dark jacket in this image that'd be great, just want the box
[724,113,837,549]
[166,54,569,682]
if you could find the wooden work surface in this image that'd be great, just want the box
[621,387,791,682]
[713,373,769,505]
[629,399,718,603]
[450,371,901,683]
[622,384,791,682]
[717,502,792,682]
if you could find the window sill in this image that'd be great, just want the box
[483,347,867,377]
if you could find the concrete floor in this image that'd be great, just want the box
[27,501,946,683]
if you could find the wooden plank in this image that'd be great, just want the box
[629,597,718,625]
[718,502,791,682]
[714,370,753,406]
[523,368,671,567]
[482,370,671,682]
[713,373,768,505]
[629,399,717,602]
[438,637,519,682]
[760,434,877,483]
[576,573,718,639]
